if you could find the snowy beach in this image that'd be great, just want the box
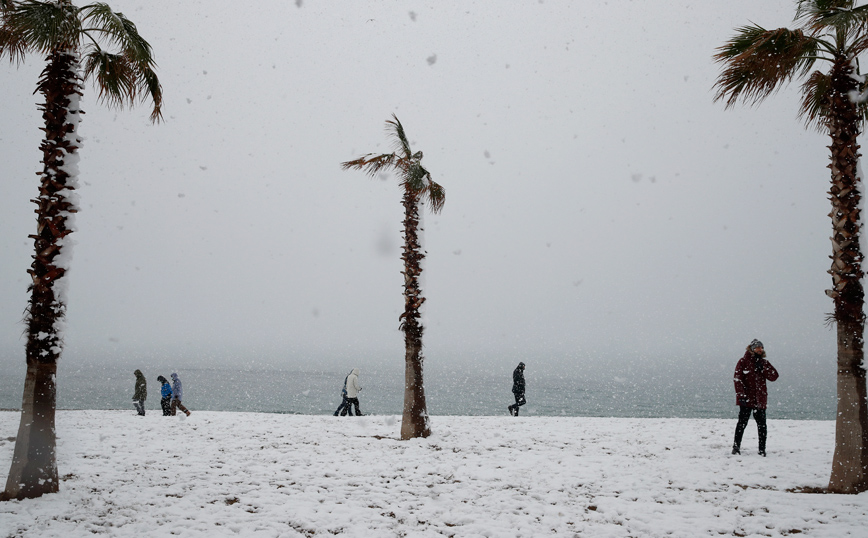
[0,411,863,537]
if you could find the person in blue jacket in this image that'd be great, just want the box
[157,375,173,416]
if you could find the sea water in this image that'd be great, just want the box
[0,360,836,420]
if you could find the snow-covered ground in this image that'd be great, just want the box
[0,411,863,537]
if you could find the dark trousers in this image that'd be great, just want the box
[133,400,145,416]
[171,399,190,416]
[341,397,361,416]
[733,406,767,453]
[334,395,348,416]
[160,397,172,416]
[509,393,526,416]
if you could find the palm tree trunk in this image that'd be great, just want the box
[2,361,58,500]
[399,188,431,440]
[830,321,868,493]
[826,59,868,494]
[3,49,82,501]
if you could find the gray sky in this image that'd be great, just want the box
[0,1,840,380]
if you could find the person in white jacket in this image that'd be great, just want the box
[342,368,363,416]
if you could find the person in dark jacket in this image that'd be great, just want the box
[333,371,351,416]
[508,362,526,416]
[170,372,191,417]
[157,375,173,416]
[133,369,147,416]
[732,339,779,456]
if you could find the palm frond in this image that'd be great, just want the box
[386,114,413,159]
[138,64,162,122]
[80,3,152,64]
[797,1,858,26]
[797,0,854,18]
[0,19,30,63]
[1,0,16,12]
[713,25,821,108]
[2,0,81,54]
[845,33,868,57]
[341,153,400,178]
[81,52,161,122]
[420,179,445,214]
[75,4,161,123]
[82,49,137,107]
[799,70,834,130]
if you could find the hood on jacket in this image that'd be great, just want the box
[171,373,179,381]
[351,368,360,376]
[746,342,766,359]
[134,369,144,378]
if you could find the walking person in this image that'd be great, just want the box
[342,368,363,416]
[170,372,191,417]
[333,370,351,416]
[157,375,173,416]
[132,369,147,416]
[508,362,526,416]
[732,339,779,456]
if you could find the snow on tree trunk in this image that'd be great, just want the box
[826,58,868,494]
[3,49,82,501]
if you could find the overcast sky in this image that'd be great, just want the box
[0,1,842,380]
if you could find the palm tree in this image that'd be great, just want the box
[342,115,445,440]
[714,0,868,493]
[0,0,161,500]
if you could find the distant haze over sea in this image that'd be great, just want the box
[0,352,835,420]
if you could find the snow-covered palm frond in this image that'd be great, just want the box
[797,0,855,19]
[799,2,868,47]
[714,25,821,108]
[797,1,857,25]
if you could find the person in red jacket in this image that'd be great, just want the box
[732,339,779,456]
